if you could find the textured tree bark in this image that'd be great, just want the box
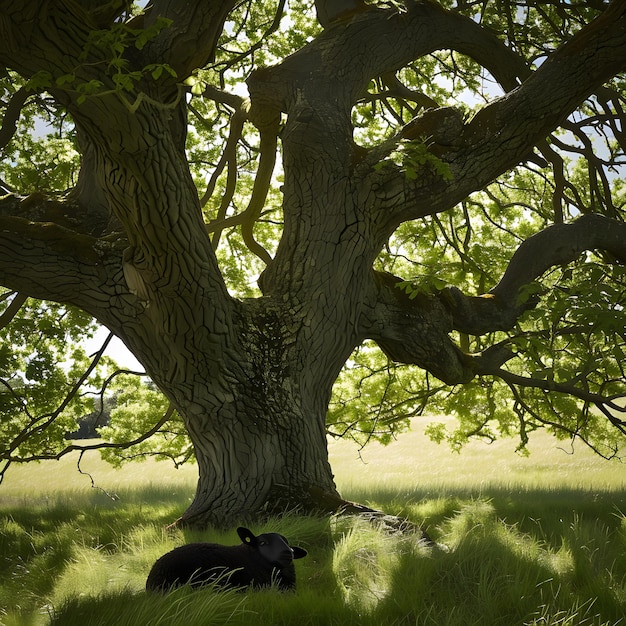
[176,376,339,528]
[155,300,345,528]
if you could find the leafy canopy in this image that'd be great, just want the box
[0,0,624,474]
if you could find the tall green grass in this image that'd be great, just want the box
[1,421,625,625]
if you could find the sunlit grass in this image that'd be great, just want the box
[1,419,625,625]
[331,416,625,496]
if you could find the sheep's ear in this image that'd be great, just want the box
[292,546,308,559]
[237,527,256,545]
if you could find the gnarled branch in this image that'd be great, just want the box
[439,214,626,336]
[0,291,27,329]
[0,85,31,150]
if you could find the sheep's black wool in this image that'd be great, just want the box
[146,527,307,592]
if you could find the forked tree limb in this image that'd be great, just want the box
[366,214,626,387]
[138,0,239,83]
[441,214,626,336]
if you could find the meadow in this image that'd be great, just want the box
[1,417,625,626]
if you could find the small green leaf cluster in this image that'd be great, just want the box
[81,17,174,64]
[26,17,177,104]
[1,132,79,193]
[384,141,453,182]
[78,17,176,100]
[395,275,449,299]
[0,72,79,194]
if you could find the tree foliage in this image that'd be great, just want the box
[0,0,624,517]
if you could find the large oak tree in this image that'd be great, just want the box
[0,0,625,527]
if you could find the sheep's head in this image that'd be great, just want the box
[237,527,307,567]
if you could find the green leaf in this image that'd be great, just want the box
[55,73,75,86]
[25,70,53,90]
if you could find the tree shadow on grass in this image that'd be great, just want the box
[0,484,192,616]
[371,495,626,626]
[353,483,626,544]
[3,486,626,625]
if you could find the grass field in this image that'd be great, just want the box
[1,417,625,625]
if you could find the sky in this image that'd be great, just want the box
[83,327,144,370]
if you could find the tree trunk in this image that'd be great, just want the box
[150,299,345,528]
[178,389,337,528]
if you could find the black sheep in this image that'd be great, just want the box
[145,527,307,592]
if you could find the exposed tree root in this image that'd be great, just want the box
[165,487,439,549]
[308,487,437,546]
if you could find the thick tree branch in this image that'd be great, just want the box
[252,1,530,114]
[142,0,238,80]
[371,1,626,229]
[245,2,626,309]
[0,85,31,150]
[240,99,281,266]
[251,0,625,241]
[201,89,246,247]
[0,0,237,88]
[63,127,120,237]
[441,214,626,335]
[0,3,239,405]
[0,1,97,81]
[363,271,474,385]
[0,207,130,319]
[491,214,626,301]
[0,291,27,329]
[205,110,245,246]
[240,128,276,266]
[249,0,531,178]
[454,1,626,180]
[363,214,626,386]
